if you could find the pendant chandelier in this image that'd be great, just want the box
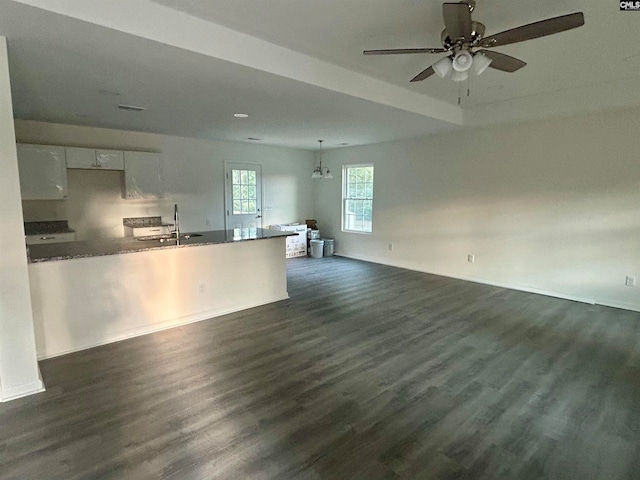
[311,140,332,179]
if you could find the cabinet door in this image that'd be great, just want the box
[124,151,162,199]
[66,147,124,170]
[17,144,68,200]
[66,147,97,169]
[95,149,124,170]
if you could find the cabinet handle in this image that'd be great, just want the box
[40,236,55,240]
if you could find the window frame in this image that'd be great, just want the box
[341,163,374,234]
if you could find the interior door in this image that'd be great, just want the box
[224,162,263,238]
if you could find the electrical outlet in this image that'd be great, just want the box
[205,218,211,226]
[468,254,475,263]
[198,282,207,294]
[625,276,636,287]
[388,243,394,251]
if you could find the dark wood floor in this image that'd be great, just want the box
[1,256,639,479]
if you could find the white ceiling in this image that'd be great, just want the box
[1,0,639,150]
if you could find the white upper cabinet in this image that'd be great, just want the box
[66,147,124,170]
[124,151,162,199]
[17,144,68,200]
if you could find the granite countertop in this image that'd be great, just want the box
[28,228,296,263]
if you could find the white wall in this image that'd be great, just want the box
[16,121,315,240]
[0,37,43,401]
[315,108,640,312]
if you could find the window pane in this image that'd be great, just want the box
[248,186,256,199]
[365,183,373,199]
[233,200,241,214]
[240,170,248,184]
[232,170,240,184]
[248,171,256,184]
[364,200,373,222]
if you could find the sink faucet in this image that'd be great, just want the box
[173,203,180,244]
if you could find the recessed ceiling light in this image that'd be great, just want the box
[118,104,146,112]
[247,137,262,141]
[339,143,350,146]
[487,85,504,91]
[234,113,249,118]
[98,89,121,96]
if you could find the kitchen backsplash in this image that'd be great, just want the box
[22,169,168,241]
[122,216,164,228]
[24,220,74,235]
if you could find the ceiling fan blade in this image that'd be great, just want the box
[442,3,473,42]
[363,48,446,55]
[480,50,526,72]
[479,12,584,48]
[410,66,435,82]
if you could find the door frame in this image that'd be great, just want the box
[223,161,264,231]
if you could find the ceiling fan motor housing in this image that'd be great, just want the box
[441,21,485,49]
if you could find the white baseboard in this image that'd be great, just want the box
[595,299,640,313]
[0,378,45,402]
[336,253,640,313]
[37,293,290,360]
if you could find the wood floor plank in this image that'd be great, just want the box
[1,256,640,479]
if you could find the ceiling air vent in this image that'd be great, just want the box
[118,104,146,112]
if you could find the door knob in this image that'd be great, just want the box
[256,215,262,218]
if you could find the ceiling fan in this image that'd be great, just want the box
[364,0,584,83]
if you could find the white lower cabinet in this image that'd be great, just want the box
[25,232,77,245]
[66,147,124,170]
[17,144,68,200]
[124,151,162,199]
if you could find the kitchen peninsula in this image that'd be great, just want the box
[28,228,294,359]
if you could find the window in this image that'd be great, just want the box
[342,164,374,233]
[231,169,257,214]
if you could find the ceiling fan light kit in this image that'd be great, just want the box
[471,52,492,75]
[452,50,473,72]
[451,70,469,82]
[363,1,585,87]
[433,56,453,78]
